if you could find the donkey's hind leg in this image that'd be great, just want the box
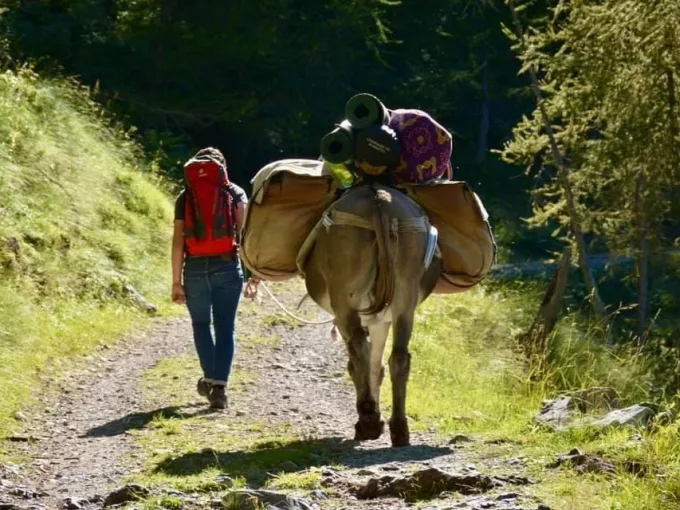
[335,310,385,441]
[388,311,415,447]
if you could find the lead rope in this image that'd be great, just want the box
[246,280,336,326]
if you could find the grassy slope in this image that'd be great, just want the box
[0,68,175,439]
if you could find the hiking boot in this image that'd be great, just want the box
[209,385,228,410]
[197,377,212,398]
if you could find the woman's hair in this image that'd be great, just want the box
[195,147,226,167]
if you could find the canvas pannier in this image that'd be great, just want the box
[240,159,340,281]
[401,180,496,294]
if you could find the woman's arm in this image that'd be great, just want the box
[171,220,186,303]
[234,200,247,236]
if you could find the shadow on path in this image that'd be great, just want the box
[83,403,212,438]
[152,436,453,485]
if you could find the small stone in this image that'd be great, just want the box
[591,405,655,430]
[214,475,235,489]
[103,484,149,507]
[356,469,377,476]
[352,467,498,500]
[320,477,335,487]
[496,492,519,500]
[278,461,299,472]
[547,450,615,476]
[534,397,577,430]
[223,489,315,510]
[62,497,88,509]
[13,412,27,422]
[449,434,473,445]
[381,464,401,471]
[235,410,246,417]
[9,487,47,499]
[494,474,533,485]
[309,489,328,500]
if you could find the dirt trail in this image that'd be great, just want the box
[1,282,546,510]
[1,319,192,506]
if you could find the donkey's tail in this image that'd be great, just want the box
[359,186,397,316]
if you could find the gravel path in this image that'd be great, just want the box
[0,281,546,510]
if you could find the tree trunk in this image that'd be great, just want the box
[637,185,649,346]
[476,58,491,164]
[520,245,572,371]
[667,68,678,146]
[665,29,679,153]
[506,0,608,335]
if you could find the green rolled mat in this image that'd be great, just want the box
[345,93,389,130]
[320,120,355,164]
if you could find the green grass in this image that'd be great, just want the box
[387,282,680,509]
[265,470,322,491]
[392,287,541,437]
[0,68,176,441]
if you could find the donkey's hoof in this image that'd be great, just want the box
[354,416,385,441]
[389,418,410,447]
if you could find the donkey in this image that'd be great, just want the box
[302,182,441,447]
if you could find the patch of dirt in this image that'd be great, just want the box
[1,280,545,510]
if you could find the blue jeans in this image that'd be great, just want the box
[183,256,244,386]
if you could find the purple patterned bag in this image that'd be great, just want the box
[388,108,453,183]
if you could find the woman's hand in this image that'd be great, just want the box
[172,282,186,304]
[244,278,261,299]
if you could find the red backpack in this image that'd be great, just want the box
[183,154,236,257]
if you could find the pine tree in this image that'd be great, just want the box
[499,0,680,338]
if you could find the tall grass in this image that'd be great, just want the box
[392,281,679,509]
[0,68,175,439]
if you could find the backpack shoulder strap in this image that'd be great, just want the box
[223,183,241,245]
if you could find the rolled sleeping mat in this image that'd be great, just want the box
[345,93,390,130]
[320,120,355,164]
[353,124,402,177]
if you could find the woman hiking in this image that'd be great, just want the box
[171,147,248,410]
